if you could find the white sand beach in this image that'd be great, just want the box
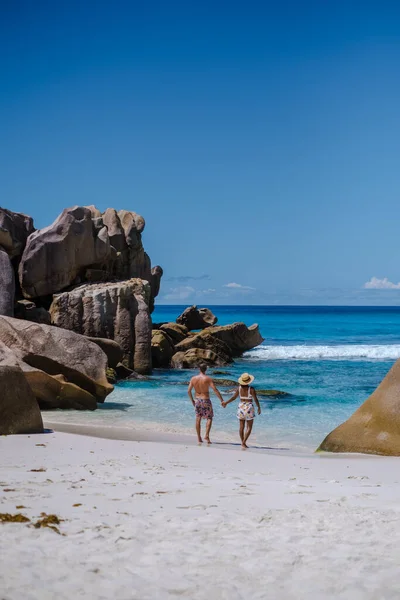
[1,425,400,599]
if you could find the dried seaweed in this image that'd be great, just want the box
[33,513,63,534]
[0,513,30,523]
[30,468,46,472]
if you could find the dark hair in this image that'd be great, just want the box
[199,363,207,374]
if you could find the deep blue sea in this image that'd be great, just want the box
[47,306,400,452]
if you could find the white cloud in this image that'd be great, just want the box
[364,277,400,290]
[224,282,255,290]
[163,286,195,300]
[201,288,216,294]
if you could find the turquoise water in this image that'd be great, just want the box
[48,306,400,452]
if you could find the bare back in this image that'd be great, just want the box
[190,374,214,399]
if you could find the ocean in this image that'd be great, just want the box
[46,305,400,452]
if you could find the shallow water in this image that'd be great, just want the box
[47,305,400,452]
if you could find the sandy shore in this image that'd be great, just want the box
[1,426,400,599]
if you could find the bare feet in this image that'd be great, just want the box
[241,443,248,449]
[205,437,212,444]
[198,437,203,444]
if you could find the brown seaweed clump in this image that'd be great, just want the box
[0,513,30,523]
[33,513,63,534]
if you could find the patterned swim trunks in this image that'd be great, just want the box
[194,398,214,420]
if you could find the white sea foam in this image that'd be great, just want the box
[244,344,400,361]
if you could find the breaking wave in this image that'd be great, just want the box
[244,344,400,361]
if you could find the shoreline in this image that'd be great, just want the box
[43,419,387,460]
[43,419,301,456]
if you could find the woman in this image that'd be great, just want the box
[222,372,261,448]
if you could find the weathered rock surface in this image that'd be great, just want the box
[87,337,124,369]
[151,330,175,367]
[0,365,43,434]
[175,332,233,365]
[159,322,188,344]
[0,247,15,316]
[203,323,263,356]
[15,300,51,324]
[50,279,152,373]
[0,208,34,259]
[176,305,218,330]
[171,348,230,369]
[318,359,400,456]
[19,206,111,298]
[149,266,163,312]
[0,316,113,401]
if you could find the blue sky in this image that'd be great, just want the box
[1,1,400,305]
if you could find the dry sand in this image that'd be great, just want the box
[1,423,400,599]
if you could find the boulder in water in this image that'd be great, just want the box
[151,330,175,367]
[318,358,400,456]
[171,348,230,369]
[176,305,217,330]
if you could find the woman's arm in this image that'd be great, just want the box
[222,389,238,407]
[251,388,261,415]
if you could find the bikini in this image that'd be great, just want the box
[236,385,256,421]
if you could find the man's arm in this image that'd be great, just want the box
[188,379,195,406]
[251,388,261,415]
[209,379,224,404]
[223,388,239,407]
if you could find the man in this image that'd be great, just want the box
[188,363,224,444]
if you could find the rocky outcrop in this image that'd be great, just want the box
[0,316,113,402]
[171,348,229,369]
[87,337,124,369]
[0,205,162,384]
[159,322,188,344]
[151,330,175,367]
[22,367,98,410]
[169,322,263,369]
[0,365,44,434]
[19,206,112,298]
[203,323,263,356]
[174,332,233,365]
[0,247,15,316]
[50,279,152,373]
[318,359,400,456]
[0,208,34,259]
[176,305,218,330]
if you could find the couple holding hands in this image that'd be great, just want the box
[188,364,261,448]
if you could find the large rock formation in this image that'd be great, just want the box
[167,320,262,369]
[19,206,112,298]
[0,205,162,384]
[0,365,44,434]
[176,305,217,330]
[0,208,34,317]
[50,279,152,373]
[318,359,400,456]
[159,322,188,344]
[203,323,264,356]
[0,208,34,259]
[174,332,233,365]
[0,316,113,403]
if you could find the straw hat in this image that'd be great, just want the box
[238,372,255,385]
